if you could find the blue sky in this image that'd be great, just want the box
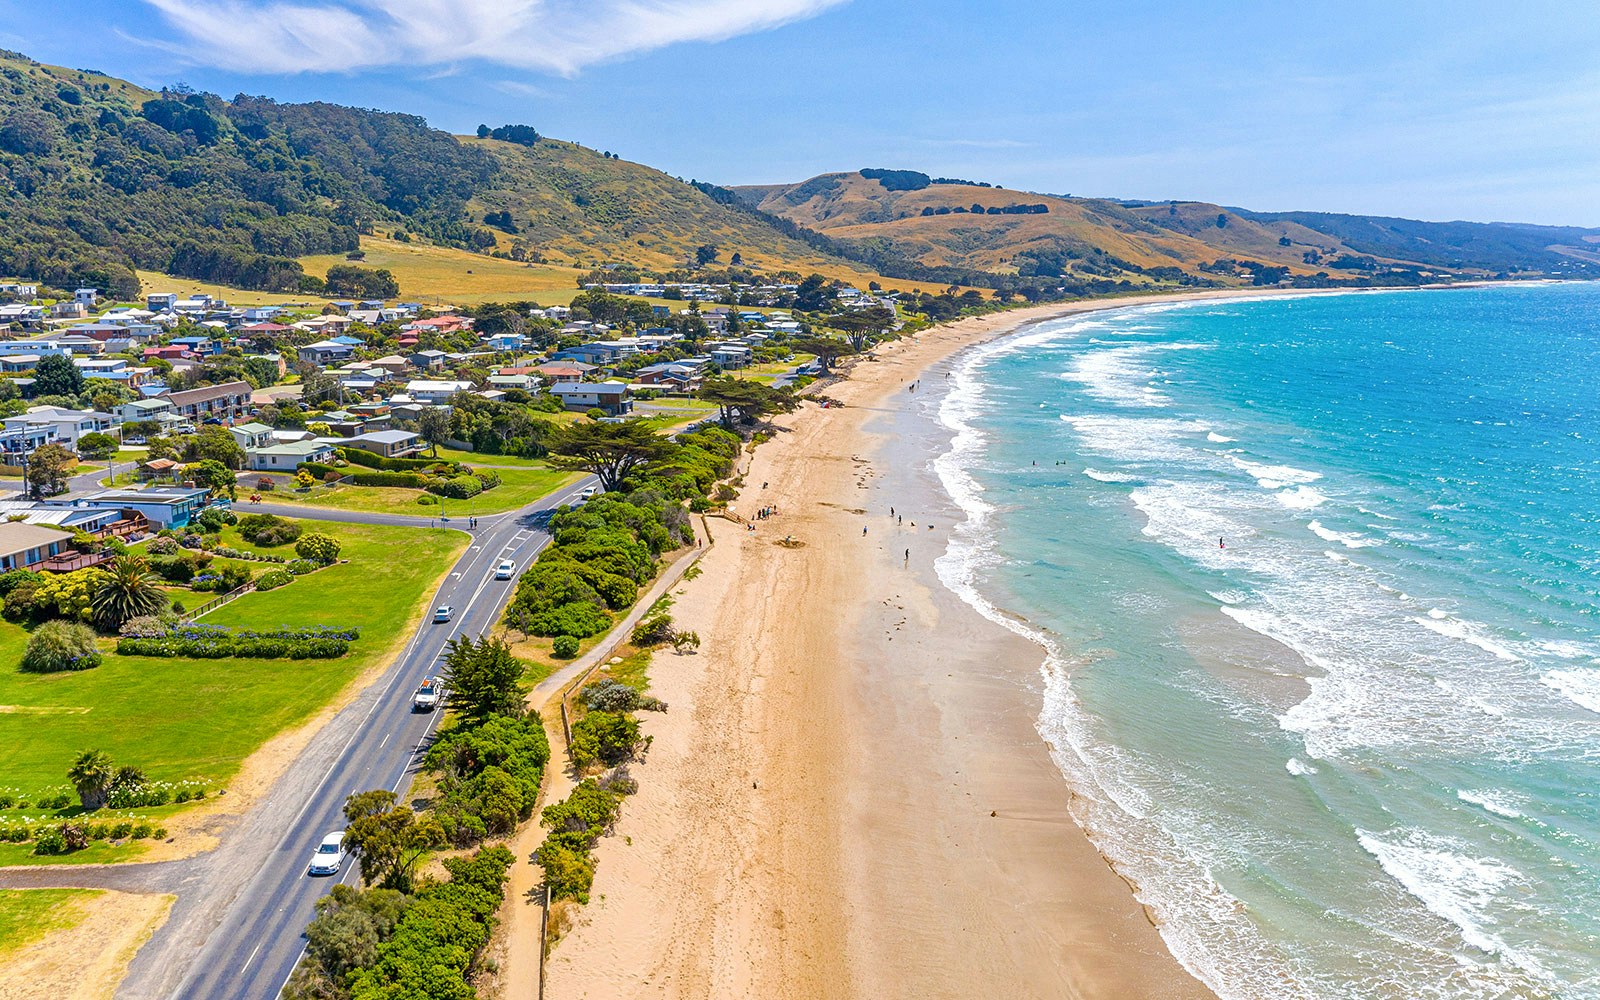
[4,0,1598,225]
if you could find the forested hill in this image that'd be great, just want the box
[0,49,858,297]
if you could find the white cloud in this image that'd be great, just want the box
[141,0,847,75]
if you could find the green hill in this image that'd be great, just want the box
[0,48,877,300]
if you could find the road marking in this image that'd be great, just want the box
[379,732,390,749]
[240,940,264,975]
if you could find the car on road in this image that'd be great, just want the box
[412,676,443,712]
[307,831,346,876]
[495,559,515,580]
[579,485,598,499]
[433,605,454,623]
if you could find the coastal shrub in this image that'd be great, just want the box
[424,713,550,846]
[476,469,501,490]
[255,569,293,591]
[551,635,579,659]
[1,583,42,623]
[582,679,640,713]
[530,602,611,640]
[31,825,66,855]
[197,508,237,533]
[0,569,43,596]
[286,559,317,576]
[146,536,179,555]
[431,475,483,499]
[115,623,357,660]
[151,552,212,583]
[415,494,438,506]
[237,513,301,547]
[535,842,596,903]
[568,711,642,768]
[294,533,341,565]
[21,621,102,673]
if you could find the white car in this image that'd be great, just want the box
[307,831,346,876]
[433,605,454,623]
[579,485,598,499]
[412,676,443,712]
[495,559,515,580]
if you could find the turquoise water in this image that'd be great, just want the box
[933,284,1600,999]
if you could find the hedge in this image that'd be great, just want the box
[339,448,457,473]
[350,471,427,488]
[116,623,357,659]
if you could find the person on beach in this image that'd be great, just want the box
[863,525,869,536]
[898,515,903,525]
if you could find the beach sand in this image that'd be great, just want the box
[540,292,1332,999]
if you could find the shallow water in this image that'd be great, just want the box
[932,284,1600,999]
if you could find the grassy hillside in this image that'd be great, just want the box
[739,170,1600,282]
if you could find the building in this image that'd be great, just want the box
[0,521,72,572]
[408,349,447,371]
[52,487,214,529]
[297,340,354,365]
[403,380,473,405]
[228,421,274,451]
[248,440,337,472]
[530,362,593,384]
[4,407,115,451]
[337,430,422,459]
[551,381,632,416]
[162,381,253,425]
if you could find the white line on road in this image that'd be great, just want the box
[239,940,264,976]
[378,732,390,749]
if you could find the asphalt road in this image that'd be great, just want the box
[137,475,596,1000]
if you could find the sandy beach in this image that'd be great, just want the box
[537,291,1330,999]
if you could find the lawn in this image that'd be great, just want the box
[0,888,100,955]
[632,399,719,433]
[267,466,580,517]
[0,519,466,827]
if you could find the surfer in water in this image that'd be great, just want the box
[1219,536,1226,549]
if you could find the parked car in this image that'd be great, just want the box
[495,559,515,580]
[307,831,346,876]
[433,605,454,623]
[412,677,443,712]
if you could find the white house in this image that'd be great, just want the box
[5,406,115,451]
[248,440,337,472]
[403,380,473,405]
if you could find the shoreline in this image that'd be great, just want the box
[536,288,1339,998]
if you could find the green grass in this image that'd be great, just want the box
[0,888,100,955]
[267,467,580,517]
[632,399,719,433]
[0,519,466,830]
[431,447,551,469]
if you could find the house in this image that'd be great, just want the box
[404,380,473,405]
[530,362,593,384]
[551,381,632,416]
[4,407,115,451]
[554,341,641,366]
[370,355,410,376]
[169,335,214,355]
[55,487,214,529]
[0,522,71,572]
[347,309,383,326]
[138,457,182,482]
[144,345,191,361]
[408,349,447,371]
[228,421,274,451]
[482,333,525,351]
[74,288,99,307]
[297,340,354,365]
[242,307,283,322]
[486,373,536,391]
[270,428,315,444]
[403,315,472,335]
[248,440,337,472]
[238,322,292,338]
[338,430,422,459]
[708,343,754,368]
[0,355,40,374]
[0,421,59,461]
[0,304,44,327]
[116,397,176,426]
[162,381,253,425]
[0,500,143,539]
[48,301,88,320]
[634,361,706,392]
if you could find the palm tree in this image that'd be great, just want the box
[67,749,114,810]
[91,554,165,630]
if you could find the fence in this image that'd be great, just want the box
[184,582,256,620]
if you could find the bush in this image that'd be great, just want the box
[286,559,317,576]
[197,508,237,533]
[237,513,302,547]
[530,602,611,639]
[349,471,426,488]
[254,570,294,591]
[32,825,65,855]
[0,569,43,596]
[568,711,642,768]
[432,475,483,500]
[146,536,179,555]
[416,494,439,506]
[551,635,579,659]
[20,621,102,673]
[294,533,341,565]
[581,679,639,712]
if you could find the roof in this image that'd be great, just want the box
[405,380,473,392]
[255,441,334,457]
[0,521,70,555]
[345,430,418,444]
[553,382,627,396]
[231,422,273,434]
[141,458,179,470]
[123,398,172,411]
[81,487,209,506]
[163,381,251,407]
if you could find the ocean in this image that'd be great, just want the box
[931,283,1600,1000]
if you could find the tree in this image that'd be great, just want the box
[416,406,450,457]
[788,336,855,374]
[32,355,83,398]
[694,244,719,267]
[442,635,523,721]
[185,459,238,499]
[826,305,896,352]
[295,533,341,565]
[544,420,676,493]
[67,749,114,810]
[91,554,165,630]
[26,442,74,498]
[698,375,798,429]
[301,372,342,407]
[75,431,118,461]
[341,790,445,892]
[190,425,246,469]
